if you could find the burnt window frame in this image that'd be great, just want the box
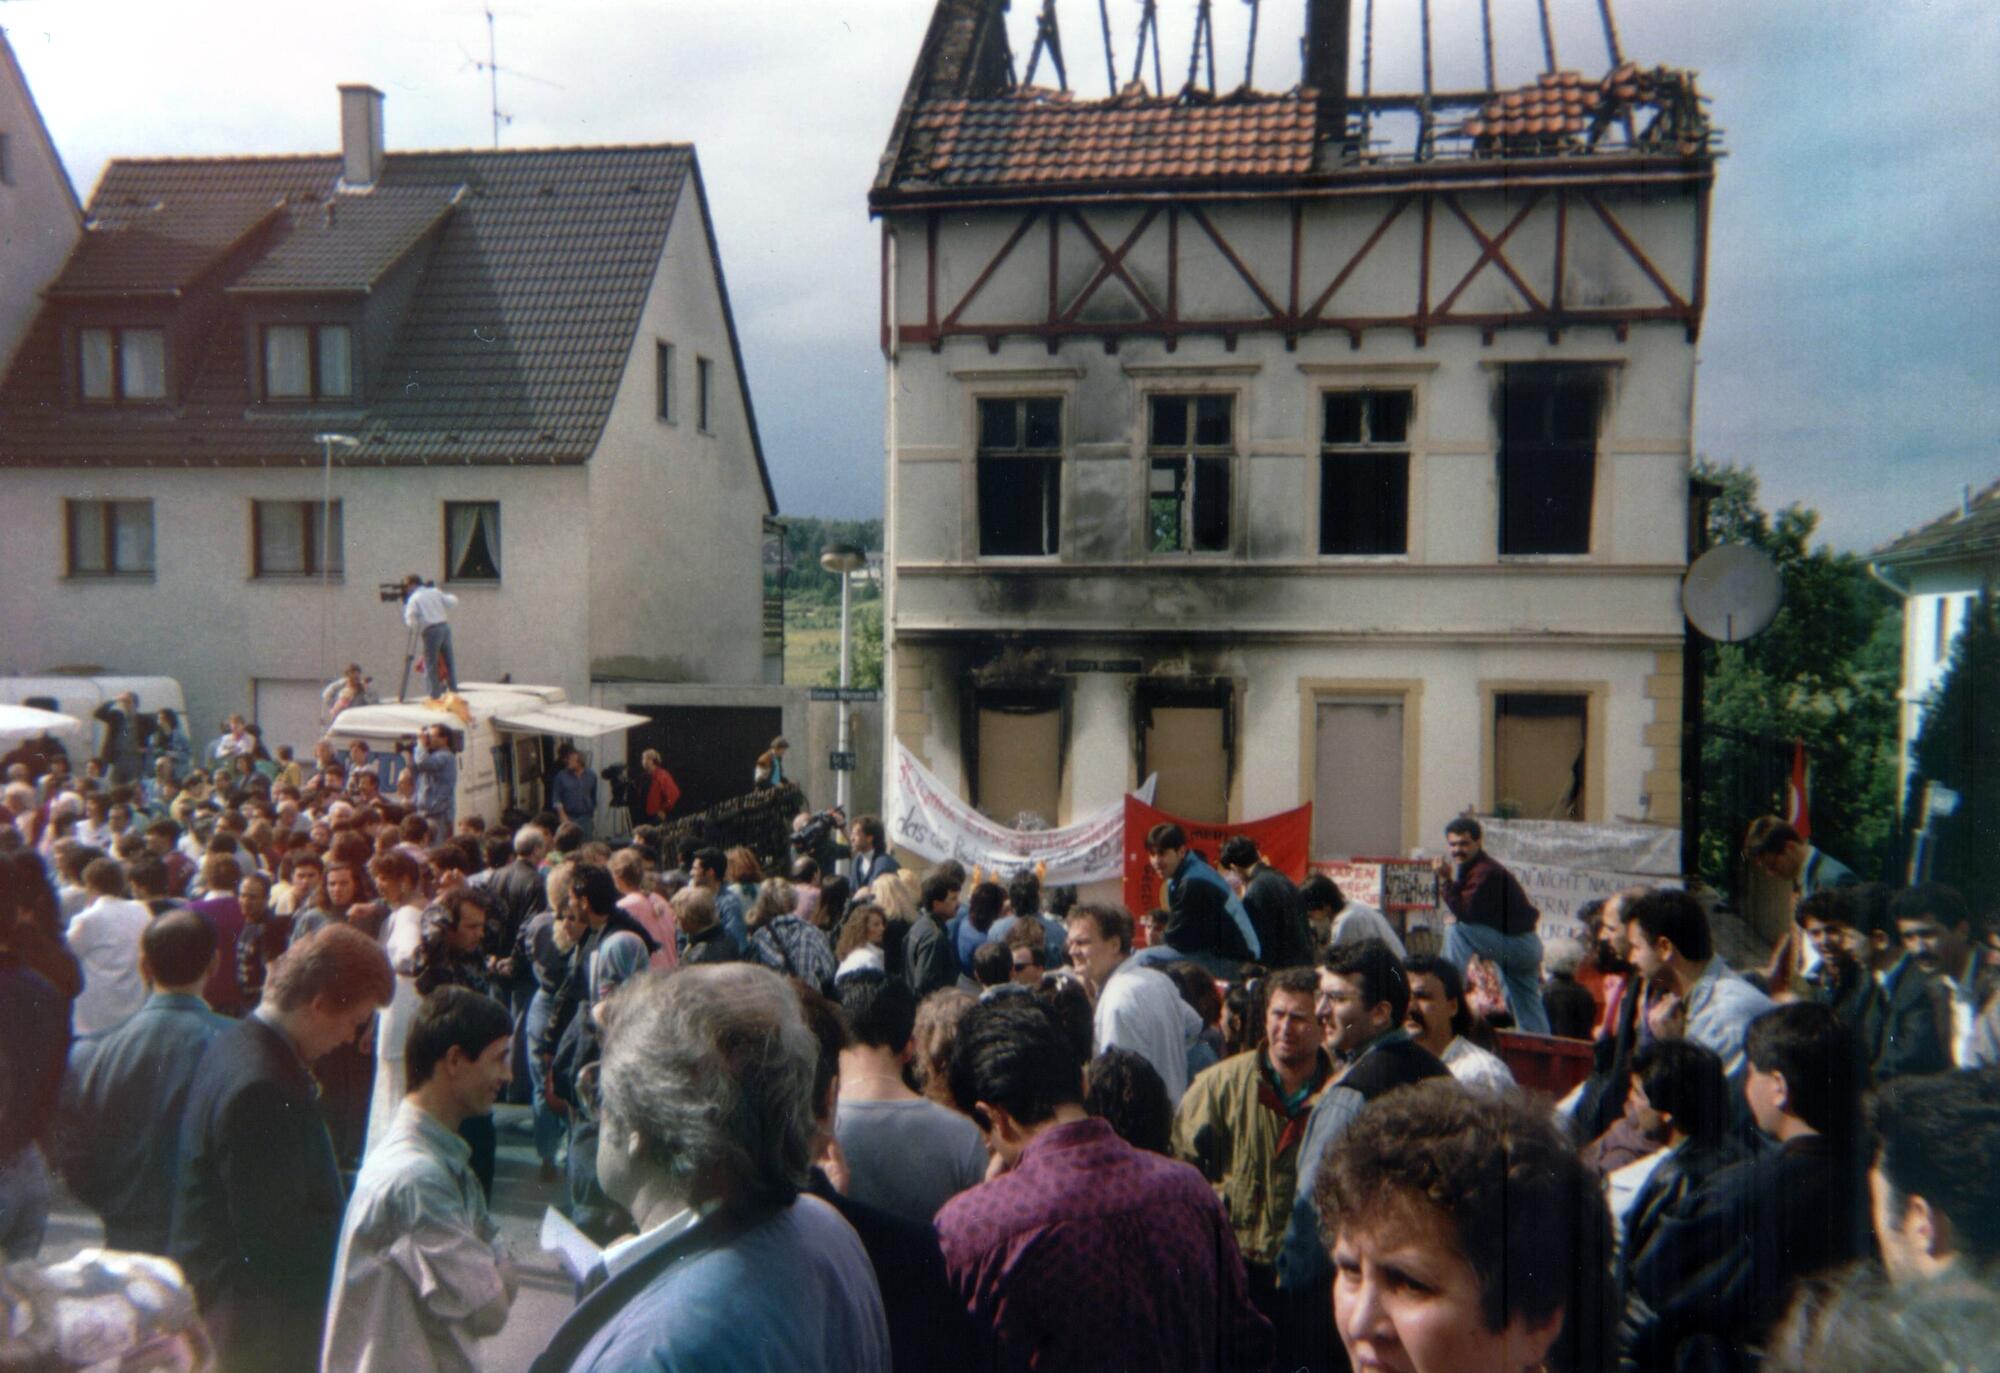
[974,394,1066,559]
[251,499,345,578]
[259,323,354,403]
[76,325,169,406]
[1132,676,1237,813]
[1491,689,1590,820]
[1144,392,1237,557]
[961,678,1070,820]
[1496,364,1607,557]
[64,498,155,578]
[1318,387,1415,557]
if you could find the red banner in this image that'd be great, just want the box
[1121,797,1313,921]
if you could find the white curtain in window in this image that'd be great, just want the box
[121,330,166,399]
[69,501,107,572]
[79,329,114,399]
[318,326,353,398]
[111,501,153,573]
[266,326,310,397]
[447,503,500,579]
[259,502,305,574]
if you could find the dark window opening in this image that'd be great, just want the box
[1498,366,1603,555]
[253,500,343,576]
[977,397,1063,557]
[656,341,675,421]
[1147,394,1232,553]
[66,499,154,576]
[696,355,713,431]
[1494,692,1587,820]
[1320,389,1412,555]
[445,501,501,582]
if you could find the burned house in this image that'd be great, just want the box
[871,0,1715,855]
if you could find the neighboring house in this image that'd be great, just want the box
[0,85,776,757]
[871,0,1716,855]
[1871,482,2000,793]
[0,28,83,371]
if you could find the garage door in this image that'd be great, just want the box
[254,678,328,758]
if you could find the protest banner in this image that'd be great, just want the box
[888,741,1155,885]
[1122,796,1312,918]
[1507,861,1637,945]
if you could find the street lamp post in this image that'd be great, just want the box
[819,542,866,817]
[314,434,361,684]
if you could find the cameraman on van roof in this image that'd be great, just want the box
[400,575,458,698]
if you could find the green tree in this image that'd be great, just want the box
[1694,461,1901,886]
[1905,587,2000,893]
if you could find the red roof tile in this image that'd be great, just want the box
[906,87,1318,190]
[1460,63,1663,146]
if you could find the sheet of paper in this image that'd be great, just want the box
[539,1205,601,1285]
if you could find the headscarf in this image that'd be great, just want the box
[591,930,649,1004]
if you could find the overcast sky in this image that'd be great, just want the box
[7,0,1996,551]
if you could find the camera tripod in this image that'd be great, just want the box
[397,623,426,701]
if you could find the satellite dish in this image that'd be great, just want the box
[1683,544,1783,642]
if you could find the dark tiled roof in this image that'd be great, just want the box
[52,191,288,294]
[1875,479,2000,567]
[905,86,1318,189]
[229,185,463,293]
[0,144,775,508]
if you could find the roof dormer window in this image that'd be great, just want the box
[263,323,353,401]
[78,327,166,403]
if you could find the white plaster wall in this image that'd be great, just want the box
[0,465,589,743]
[0,39,80,371]
[589,165,768,685]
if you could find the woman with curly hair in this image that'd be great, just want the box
[834,902,887,979]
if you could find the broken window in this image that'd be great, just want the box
[1136,678,1232,824]
[444,501,501,582]
[970,685,1064,826]
[1494,692,1587,820]
[1498,365,1604,555]
[1147,394,1232,553]
[977,397,1063,557]
[1320,389,1412,555]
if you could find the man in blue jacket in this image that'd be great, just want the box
[1144,823,1258,977]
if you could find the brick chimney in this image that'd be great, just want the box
[1303,0,1351,145]
[338,84,385,189]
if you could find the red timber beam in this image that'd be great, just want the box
[887,180,1708,353]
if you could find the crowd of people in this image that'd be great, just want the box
[2,710,1999,1373]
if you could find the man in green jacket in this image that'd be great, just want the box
[1171,966,1333,1325]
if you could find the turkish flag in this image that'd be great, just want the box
[1784,740,1811,842]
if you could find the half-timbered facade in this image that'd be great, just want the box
[873,0,1714,859]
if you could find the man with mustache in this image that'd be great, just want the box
[1891,883,1997,1069]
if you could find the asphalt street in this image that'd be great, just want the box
[42,1103,581,1372]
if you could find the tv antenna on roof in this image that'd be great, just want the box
[462,5,563,149]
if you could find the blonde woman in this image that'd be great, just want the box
[835,902,889,979]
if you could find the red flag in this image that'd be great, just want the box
[1122,796,1313,928]
[1784,740,1811,842]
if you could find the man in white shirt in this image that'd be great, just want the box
[68,857,154,1036]
[401,575,460,698]
[1403,955,1515,1094]
[1065,903,1203,1101]
[323,986,517,1373]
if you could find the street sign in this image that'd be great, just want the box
[1064,659,1099,674]
[809,687,882,703]
[828,751,858,772]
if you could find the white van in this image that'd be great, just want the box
[322,683,645,828]
[0,675,188,758]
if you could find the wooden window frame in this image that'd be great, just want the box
[259,323,354,403]
[973,394,1066,560]
[1143,392,1237,557]
[64,498,155,578]
[251,499,344,578]
[1318,388,1415,557]
[77,326,168,405]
